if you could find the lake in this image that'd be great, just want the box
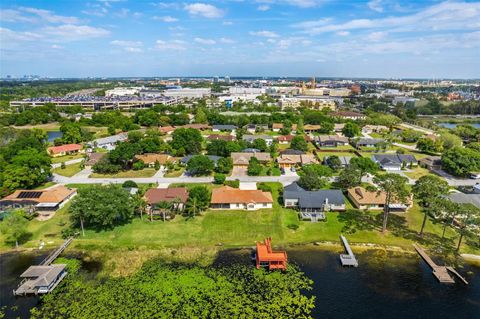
[438,123,480,129]
[2,248,479,319]
[46,131,63,142]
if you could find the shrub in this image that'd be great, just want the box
[213,173,226,184]
[132,161,145,170]
[257,183,272,192]
[224,179,240,188]
[122,180,138,188]
[61,162,66,169]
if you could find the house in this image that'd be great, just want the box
[372,154,417,171]
[323,155,352,168]
[14,264,67,295]
[280,149,305,155]
[84,152,106,169]
[207,134,235,141]
[418,156,442,171]
[334,123,345,132]
[181,124,211,130]
[180,155,221,166]
[159,126,175,135]
[210,186,273,210]
[272,123,283,132]
[134,153,174,167]
[447,192,480,209]
[90,133,127,151]
[362,125,388,134]
[144,187,189,212]
[212,124,237,132]
[255,237,287,270]
[0,185,77,213]
[316,135,349,147]
[242,134,274,145]
[330,111,366,120]
[231,152,272,167]
[246,124,269,134]
[347,187,411,211]
[277,135,294,144]
[277,154,318,169]
[303,124,321,133]
[47,144,84,157]
[355,138,385,149]
[283,182,345,221]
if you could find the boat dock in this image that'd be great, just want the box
[413,244,468,284]
[13,237,74,296]
[339,235,358,267]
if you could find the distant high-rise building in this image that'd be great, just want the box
[213,76,219,83]
[225,76,230,84]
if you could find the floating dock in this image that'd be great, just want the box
[339,235,358,267]
[413,244,468,284]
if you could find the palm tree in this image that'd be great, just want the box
[185,197,199,220]
[153,201,173,222]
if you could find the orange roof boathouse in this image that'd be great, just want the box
[255,237,287,271]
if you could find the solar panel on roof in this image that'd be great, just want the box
[18,191,42,199]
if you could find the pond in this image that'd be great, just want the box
[438,123,480,129]
[46,131,63,142]
[2,247,479,319]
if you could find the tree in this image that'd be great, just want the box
[454,203,480,252]
[342,122,361,138]
[70,185,134,233]
[416,138,442,154]
[439,132,462,150]
[195,108,208,124]
[92,156,121,174]
[251,138,267,152]
[298,164,331,190]
[442,146,480,177]
[132,161,145,170]
[186,155,214,176]
[213,173,226,184]
[325,155,342,171]
[185,185,211,218]
[290,135,308,152]
[412,175,449,236]
[153,200,174,222]
[247,157,262,176]
[296,118,304,134]
[373,173,409,232]
[0,210,29,248]
[216,157,233,174]
[170,128,203,155]
[337,166,362,189]
[349,157,379,175]
[207,139,228,157]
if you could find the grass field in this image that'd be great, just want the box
[164,167,185,178]
[90,168,157,178]
[2,183,477,257]
[51,153,85,164]
[53,163,83,177]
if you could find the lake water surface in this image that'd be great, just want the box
[438,123,480,129]
[46,131,63,142]
[2,248,479,319]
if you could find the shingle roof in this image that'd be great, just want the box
[211,186,273,204]
[212,124,237,130]
[231,152,271,165]
[85,152,106,166]
[1,185,76,204]
[347,187,386,205]
[134,153,173,165]
[372,154,417,165]
[47,144,82,154]
[284,183,344,208]
[448,193,480,209]
[356,138,385,145]
[180,155,221,164]
[144,188,189,204]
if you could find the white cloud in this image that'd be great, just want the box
[219,37,235,44]
[42,24,110,41]
[0,27,42,42]
[184,3,224,18]
[336,31,350,36]
[223,21,233,25]
[124,47,143,53]
[0,9,37,23]
[19,7,80,24]
[367,0,383,13]
[257,0,327,8]
[194,37,216,45]
[257,5,270,11]
[366,31,387,42]
[294,1,480,35]
[153,15,178,22]
[110,40,143,47]
[115,8,130,18]
[155,39,187,50]
[51,44,64,49]
[291,18,332,29]
[250,30,279,38]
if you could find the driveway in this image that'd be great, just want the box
[282,167,298,177]
[231,166,248,177]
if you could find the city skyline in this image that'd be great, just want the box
[1,0,480,78]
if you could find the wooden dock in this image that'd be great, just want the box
[413,245,468,284]
[40,237,73,266]
[339,235,358,267]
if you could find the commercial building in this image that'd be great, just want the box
[162,88,211,99]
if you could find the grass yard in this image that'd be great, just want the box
[51,153,85,164]
[164,167,185,178]
[316,151,357,161]
[53,162,83,177]
[2,183,478,257]
[34,182,57,189]
[90,168,157,178]
[404,167,434,180]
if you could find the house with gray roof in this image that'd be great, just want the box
[88,133,128,151]
[372,154,418,171]
[212,124,237,132]
[355,138,385,149]
[323,156,352,168]
[180,155,222,165]
[242,134,274,145]
[283,183,345,222]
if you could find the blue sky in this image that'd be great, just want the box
[1,0,479,78]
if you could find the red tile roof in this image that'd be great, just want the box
[47,144,82,154]
[211,186,273,204]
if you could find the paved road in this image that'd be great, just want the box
[399,123,436,135]
[432,169,480,187]
[53,173,300,186]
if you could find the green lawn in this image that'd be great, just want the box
[51,153,85,164]
[90,168,157,178]
[316,151,358,160]
[164,167,185,178]
[404,167,434,180]
[53,163,83,177]
[2,183,478,257]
